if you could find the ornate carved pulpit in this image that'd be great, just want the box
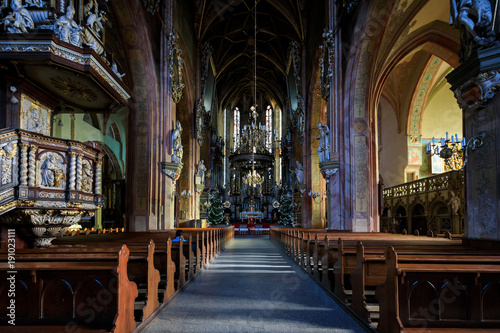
[0,129,103,246]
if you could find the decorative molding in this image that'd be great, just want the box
[0,188,15,202]
[318,29,335,101]
[0,40,131,101]
[161,161,183,184]
[319,160,340,181]
[408,56,442,135]
[167,29,185,103]
[38,192,65,199]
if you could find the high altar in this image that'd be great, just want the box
[240,211,264,220]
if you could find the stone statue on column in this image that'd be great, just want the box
[318,121,330,163]
[294,161,304,185]
[171,120,183,163]
[197,160,206,185]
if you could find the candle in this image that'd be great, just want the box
[427,142,431,152]
[432,137,435,145]
[446,132,448,140]
[441,138,445,146]
[462,137,466,146]
[452,136,455,144]
[455,134,458,142]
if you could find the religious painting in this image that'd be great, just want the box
[20,94,51,136]
[431,153,444,174]
[408,146,422,165]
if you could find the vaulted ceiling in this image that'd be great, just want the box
[195,0,304,109]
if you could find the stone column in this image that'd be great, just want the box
[447,46,500,242]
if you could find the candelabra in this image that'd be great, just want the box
[308,190,324,204]
[426,132,485,171]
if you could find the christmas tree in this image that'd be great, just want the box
[208,192,224,225]
[279,191,294,225]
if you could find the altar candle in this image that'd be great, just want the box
[462,137,466,146]
[455,134,458,142]
[446,132,448,141]
[432,137,435,145]
[441,138,445,146]
[452,136,455,144]
[427,142,430,152]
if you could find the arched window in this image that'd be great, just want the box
[266,105,272,152]
[233,107,240,151]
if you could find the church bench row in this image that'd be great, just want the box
[0,243,139,332]
[376,246,500,333]
[270,228,500,331]
[345,240,500,323]
[0,227,234,332]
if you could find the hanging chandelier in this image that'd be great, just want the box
[241,0,264,189]
[243,168,264,187]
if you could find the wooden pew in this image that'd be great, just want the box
[376,246,500,332]
[0,244,138,333]
[350,241,497,323]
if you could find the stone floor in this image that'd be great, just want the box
[141,236,369,333]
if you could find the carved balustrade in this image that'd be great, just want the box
[382,171,464,234]
[0,129,103,246]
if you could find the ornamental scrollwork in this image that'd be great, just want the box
[167,28,185,103]
[318,29,335,101]
[454,70,500,110]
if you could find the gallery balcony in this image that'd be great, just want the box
[381,171,464,235]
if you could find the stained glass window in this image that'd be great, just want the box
[233,107,240,151]
[266,105,272,152]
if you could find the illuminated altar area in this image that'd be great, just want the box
[228,105,279,221]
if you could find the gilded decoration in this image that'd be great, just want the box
[82,159,94,193]
[50,76,97,102]
[0,142,18,185]
[318,29,335,101]
[20,94,51,136]
[167,28,185,103]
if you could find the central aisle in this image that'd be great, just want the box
[142,237,368,333]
